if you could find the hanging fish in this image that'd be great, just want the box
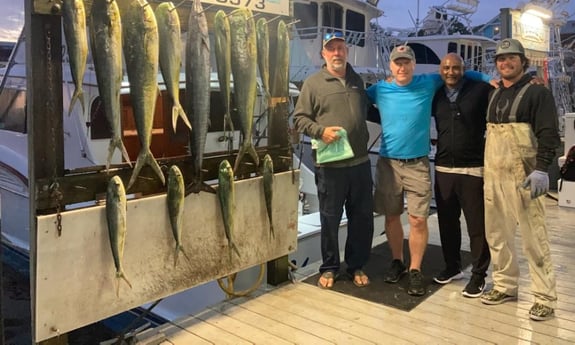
[105,175,133,297]
[256,18,270,101]
[185,0,213,194]
[122,0,165,189]
[229,8,259,173]
[167,165,191,267]
[62,0,88,117]
[214,10,234,135]
[271,20,290,100]
[90,0,132,171]
[155,2,191,133]
[262,154,275,238]
[217,160,241,258]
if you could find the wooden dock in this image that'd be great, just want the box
[133,197,575,344]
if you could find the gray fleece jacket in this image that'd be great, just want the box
[293,63,370,167]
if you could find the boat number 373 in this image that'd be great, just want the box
[213,0,266,10]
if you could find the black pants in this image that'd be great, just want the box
[315,161,374,274]
[434,171,490,277]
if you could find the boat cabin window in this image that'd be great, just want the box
[293,2,319,39]
[322,2,343,30]
[447,42,483,71]
[407,43,441,65]
[346,9,366,47]
[0,88,26,133]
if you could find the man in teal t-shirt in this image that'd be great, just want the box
[366,45,492,296]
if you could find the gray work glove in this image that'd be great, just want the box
[521,170,549,199]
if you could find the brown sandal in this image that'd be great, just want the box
[353,270,370,287]
[317,271,335,289]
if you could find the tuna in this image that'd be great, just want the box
[121,0,165,189]
[167,165,191,267]
[62,0,88,117]
[90,0,132,171]
[217,160,241,258]
[105,175,133,297]
[185,0,213,193]
[155,2,191,133]
[213,10,234,134]
[229,8,259,173]
[262,154,274,238]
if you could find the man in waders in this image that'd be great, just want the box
[480,38,560,321]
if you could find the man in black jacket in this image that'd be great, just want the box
[431,53,492,298]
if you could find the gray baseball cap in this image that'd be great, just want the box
[390,45,415,61]
[495,38,525,57]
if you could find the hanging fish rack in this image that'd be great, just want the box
[25,1,298,343]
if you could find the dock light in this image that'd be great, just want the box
[522,3,552,20]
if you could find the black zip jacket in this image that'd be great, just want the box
[487,74,561,171]
[432,79,492,168]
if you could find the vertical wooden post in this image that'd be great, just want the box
[25,0,66,343]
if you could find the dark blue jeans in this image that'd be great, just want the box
[315,160,374,275]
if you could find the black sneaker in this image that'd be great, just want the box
[407,269,426,296]
[433,269,464,284]
[462,275,485,298]
[383,259,407,283]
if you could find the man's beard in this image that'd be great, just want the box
[330,60,345,71]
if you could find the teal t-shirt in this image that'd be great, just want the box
[366,71,490,159]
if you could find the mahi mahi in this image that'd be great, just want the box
[217,160,241,258]
[90,0,132,171]
[106,175,133,297]
[155,2,191,133]
[62,0,88,117]
[185,0,212,193]
[229,8,259,173]
[167,165,191,267]
[271,20,290,99]
[262,154,274,238]
[121,0,165,189]
[214,10,234,134]
[256,18,270,101]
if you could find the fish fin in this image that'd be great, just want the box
[270,224,275,239]
[223,112,234,133]
[172,103,192,132]
[174,245,180,268]
[185,180,216,195]
[68,87,84,117]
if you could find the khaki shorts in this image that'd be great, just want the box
[373,156,431,218]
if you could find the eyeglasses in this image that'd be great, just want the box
[324,31,344,41]
[449,102,461,118]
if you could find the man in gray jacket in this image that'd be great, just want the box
[293,31,374,289]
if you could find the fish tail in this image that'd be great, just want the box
[224,111,234,133]
[68,87,85,117]
[269,222,275,239]
[172,102,192,132]
[127,152,146,190]
[247,142,260,168]
[107,137,133,172]
[115,270,133,297]
[173,244,180,268]
[233,146,246,173]
[146,151,166,186]
[230,240,241,258]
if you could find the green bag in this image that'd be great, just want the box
[311,128,355,164]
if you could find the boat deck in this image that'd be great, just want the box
[133,196,575,344]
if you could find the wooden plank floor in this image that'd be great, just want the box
[135,197,575,344]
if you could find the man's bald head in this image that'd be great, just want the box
[440,53,464,88]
